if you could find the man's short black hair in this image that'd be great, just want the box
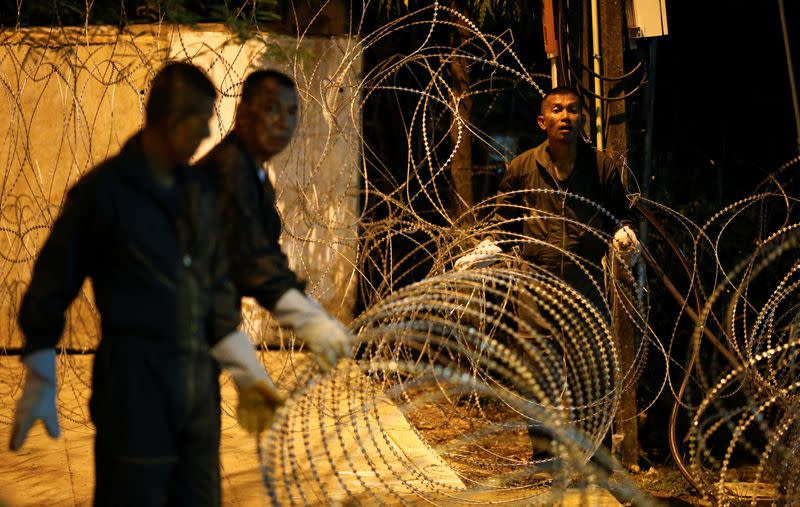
[541,86,582,111]
[145,62,217,125]
[240,69,296,104]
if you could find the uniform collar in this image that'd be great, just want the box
[227,131,266,182]
[532,139,590,184]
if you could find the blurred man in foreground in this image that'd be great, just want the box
[11,62,280,506]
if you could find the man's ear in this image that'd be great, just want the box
[537,114,546,131]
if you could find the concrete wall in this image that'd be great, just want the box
[0,24,362,349]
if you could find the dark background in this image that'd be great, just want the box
[357,0,800,465]
[2,0,798,467]
[652,0,799,206]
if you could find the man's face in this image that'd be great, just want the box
[166,94,215,165]
[537,93,583,143]
[243,78,299,160]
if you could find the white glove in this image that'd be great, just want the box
[454,238,503,271]
[211,331,275,390]
[10,349,60,451]
[211,331,285,434]
[273,288,352,371]
[612,225,641,264]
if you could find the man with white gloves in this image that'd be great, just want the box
[9,349,59,451]
[458,86,639,278]
[195,70,352,379]
[12,63,272,506]
[472,86,639,462]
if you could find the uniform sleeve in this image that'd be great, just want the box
[203,146,305,314]
[497,158,522,203]
[598,153,636,227]
[490,157,527,247]
[245,178,306,309]
[237,245,306,311]
[209,223,242,345]
[190,164,241,345]
[18,179,97,355]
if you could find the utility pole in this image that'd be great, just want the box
[600,0,628,159]
[778,0,800,152]
[600,0,639,470]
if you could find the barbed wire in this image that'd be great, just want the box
[2,1,799,505]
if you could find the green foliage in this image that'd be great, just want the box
[0,1,287,31]
[213,0,284,43]
[374,0,533,28]
[255,36,316,72]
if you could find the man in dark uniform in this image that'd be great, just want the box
[457,86,639,461]
[505,86,636,286]
[10,62,281,506]
[460,86,639,318]
[196,70,351,370]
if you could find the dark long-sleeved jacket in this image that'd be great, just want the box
[496,139,633,269]
[194,133,304,311]
[18,134,240,413]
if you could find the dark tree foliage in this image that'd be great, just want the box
[0,1,284,32]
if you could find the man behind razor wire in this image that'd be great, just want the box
[456,86,640,461]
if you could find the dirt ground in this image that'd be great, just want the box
[401,391,716,506]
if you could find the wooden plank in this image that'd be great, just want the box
[266,365,466,505]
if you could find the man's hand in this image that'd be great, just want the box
[211,331,286,434]
[454,239,503,271]
[611,225,641,264]
[10,349,60,451]
[237,380,285,435]
[291,312,351,371]
[273,289,352,371]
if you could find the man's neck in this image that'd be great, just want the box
[547,139,578,180]
[141,128,175,187]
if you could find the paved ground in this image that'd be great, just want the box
[0,354,621,506]
[0,354,267,506]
